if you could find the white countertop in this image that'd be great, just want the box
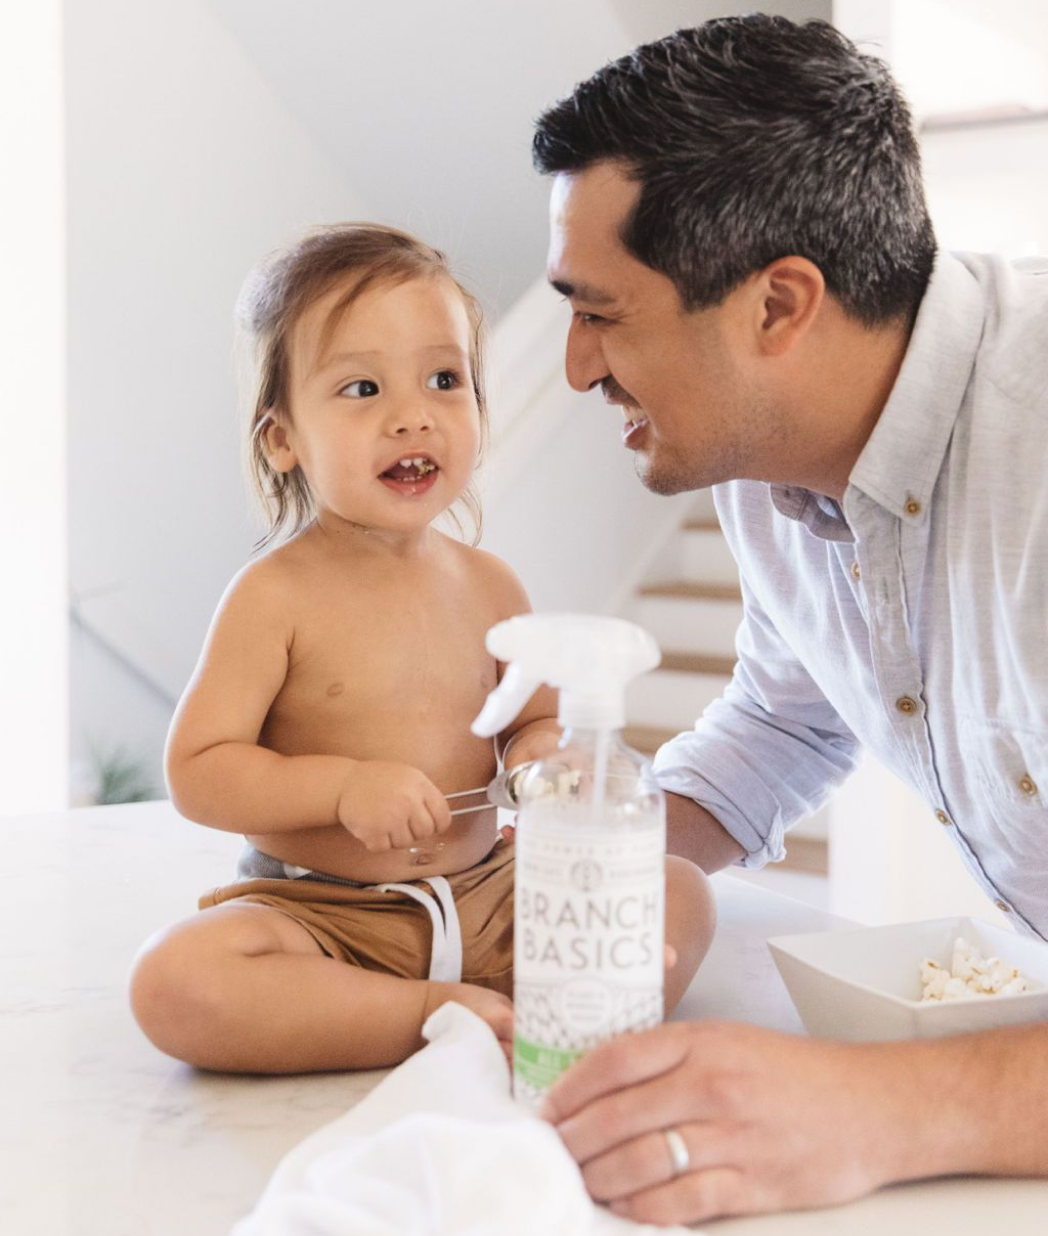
[2,801,1045,1235]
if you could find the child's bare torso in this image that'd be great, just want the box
[249,530,505,883]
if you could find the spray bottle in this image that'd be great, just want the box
[472,613,665,1109]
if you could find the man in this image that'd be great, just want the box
[532,13,1048,1228]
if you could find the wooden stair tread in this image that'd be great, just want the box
[682,518,722,532]
[657,651,736,676]
[639,580,743,601]
[623,725,677,753]
[777,834,829,875]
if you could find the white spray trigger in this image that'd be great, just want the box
[471,660,541,738]
[471,613,660,737]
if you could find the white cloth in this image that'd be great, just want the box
[231,1002,693,1236]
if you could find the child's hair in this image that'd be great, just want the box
[236,222,488,549]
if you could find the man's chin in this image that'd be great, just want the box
[634,450,707,496]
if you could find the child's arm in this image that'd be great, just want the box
[166,563,449,849]
[499,710,563,768]
[475,553,562,768]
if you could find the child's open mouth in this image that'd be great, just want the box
[378,455,440,496]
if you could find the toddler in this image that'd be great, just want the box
[130,223,715,1074]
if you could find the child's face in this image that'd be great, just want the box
[271,273,481,535]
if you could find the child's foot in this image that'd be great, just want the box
[424,981,514,1060]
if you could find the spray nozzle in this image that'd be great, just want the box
[471,613,660,737]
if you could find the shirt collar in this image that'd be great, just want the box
[769,486,854,542]
[767,251,986,540]
[845,250,985,524]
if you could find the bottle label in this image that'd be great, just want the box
[513,816,664,1106]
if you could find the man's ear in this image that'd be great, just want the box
[260,410,298,474]
[755,256,825,356]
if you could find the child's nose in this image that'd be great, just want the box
[389,402,435,435]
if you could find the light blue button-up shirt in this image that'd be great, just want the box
[654,251,1048,939]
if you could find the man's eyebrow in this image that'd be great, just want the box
[549,278,616,306]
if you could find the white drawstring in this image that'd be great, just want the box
[244,844,466,983]
[373,875,463,982]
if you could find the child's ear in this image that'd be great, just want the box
[260,410,298,473]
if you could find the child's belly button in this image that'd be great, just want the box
[246,812,498,883]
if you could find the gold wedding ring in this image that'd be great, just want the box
[663,1127,691,1177]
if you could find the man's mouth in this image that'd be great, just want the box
[378,454,441,494]
[621,417,650,449]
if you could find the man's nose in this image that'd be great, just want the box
[564,317,608,394]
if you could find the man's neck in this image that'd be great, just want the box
[776,309,912,502]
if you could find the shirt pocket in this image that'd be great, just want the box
[958,716,1048,809]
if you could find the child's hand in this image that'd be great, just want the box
[336,761,452,852]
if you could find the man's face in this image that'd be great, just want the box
[547,162,768,495]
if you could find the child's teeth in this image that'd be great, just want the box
[398,458,412,468]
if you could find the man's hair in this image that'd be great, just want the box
[533,15,936,325]
[237,222,487,548]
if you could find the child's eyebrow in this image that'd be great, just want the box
[314,344,467,374]
[314,349,381,373]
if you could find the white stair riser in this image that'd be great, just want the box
[679,528,739,587]
[627,670,731,730]
[639,596,743,657]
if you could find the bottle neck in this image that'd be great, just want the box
[558,693,625,731]
[558,725,626,755]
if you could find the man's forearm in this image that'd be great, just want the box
[665,790,746,873]
[872,1022,1048,1182]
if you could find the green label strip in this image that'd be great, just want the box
[514,1036,585,1090]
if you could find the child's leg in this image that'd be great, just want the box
[129,901,512,1074]
[663,855,717,1013]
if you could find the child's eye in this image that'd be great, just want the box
[340,379,380,399]
[426,370,461,391]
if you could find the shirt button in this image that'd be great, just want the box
[1018,774,1038,796]
[905,499,921,516]
[994,900,1012,913]
[896,696,919,715]
[935,810,951,826]
[850,561,861,581]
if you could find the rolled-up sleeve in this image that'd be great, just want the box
[653,573,860,869]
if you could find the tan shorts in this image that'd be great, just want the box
[199,840,514,996]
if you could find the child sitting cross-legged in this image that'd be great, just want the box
[129,222,716,1074]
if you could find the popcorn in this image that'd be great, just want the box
[920,936,1029,1002]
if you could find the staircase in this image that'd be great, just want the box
[621,494,830,903]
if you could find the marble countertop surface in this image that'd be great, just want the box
[2,800,1045,1235]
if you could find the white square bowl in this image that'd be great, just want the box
[768,916,1048,1041]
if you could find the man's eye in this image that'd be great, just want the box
[426,370,460,391]
[574,310,605,326]
[340,379,380,399]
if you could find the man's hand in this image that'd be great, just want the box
[540,1020,926,1226]
[336,761,451,852]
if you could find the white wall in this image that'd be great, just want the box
[0,2,68,815]
[65,0,371,794]
[922,119,1048,260]
[66,0,831,802]
[205,1,834,323]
